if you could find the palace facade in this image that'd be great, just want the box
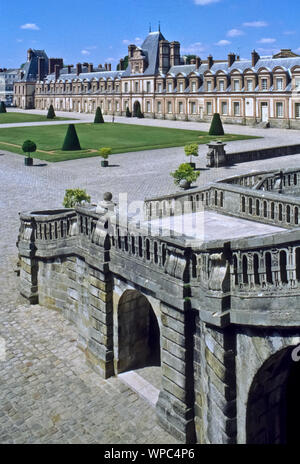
[14,30,300,128]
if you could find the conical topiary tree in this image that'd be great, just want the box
[136,106,144,118]
[47,104,56,119]
[62,124,81,151]
[209,113,224,136]
[94,106,104,123]
[126,107,132,118]
[0,101,7,113]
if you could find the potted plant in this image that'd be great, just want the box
[22,140,37,166]
[171,163,200,190]
[184,143,199,169]
[99,147,112,167]
[63,188,91,208]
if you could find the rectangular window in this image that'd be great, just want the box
[108,101,111,111]
[221,101,228,115]
[295,103,300,118]
[276,102,283,118]
[158,83,162,92]
[178,102,183,113]
[233,102,240,116]
[233,80,240,91]
[261,78,268,90]
[190,102,196,114]
[179,82,184,92]
[157,101,162,113]
[206,101,212,115]
[146,81,151,93]
[276,78,283,90]
[207,81,212,92]
[295,78,300,91]
[124,82,128,93]
[247,79,253,91]
[168,82,172,92]
[135,82,139,93]
[219,80,225,91]
[146,101,151,112]
[167,101,172,113]
[191,81,196,92]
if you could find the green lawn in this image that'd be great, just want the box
[0,112,74,124]
[0,122,258,162]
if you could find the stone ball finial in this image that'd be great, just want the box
[103,192,112,202]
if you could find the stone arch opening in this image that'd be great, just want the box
[133,101,141,117]
[246,346,300,444]
[117,290,161,374]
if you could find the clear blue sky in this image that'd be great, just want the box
[1,0,300,69]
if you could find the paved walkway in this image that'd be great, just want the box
[2,112,300,443]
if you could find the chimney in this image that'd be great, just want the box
[108,63,111,71]
[48,58,63,75]
[105,63,108,70]
[228,53,236,68]
[76,63,82,75]
[54,64,60,81]
[237,55,240,61]
[207,55,214,69]
[67,65,73,74]
[119,58,124,70]
[20,71,24,80]
[38,57,45,81]
[170,41,180,67]
[252,50,260,67]
[128,44,136,59]
[195,56,201,68]
[88,63,93,73]
[83,62,89,67]
[98,64,103,69]
[27,48,33,62]
[159,40,170,74]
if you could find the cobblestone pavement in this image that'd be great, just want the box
[2,114,300,443]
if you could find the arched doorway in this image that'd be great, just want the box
[117,290,161,374]
[246,346,300,443]
[133,101,141,117]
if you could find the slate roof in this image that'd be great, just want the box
[45,69,124,83]
[123,31,166,77]
[21,50,48,82]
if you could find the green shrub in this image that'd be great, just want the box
[62,124,81,151]
[63,188,91,208]
[94,106,104,123]
[126,107,132,118]
[171,163,200,185]
[136,106,144,118]
[22,140,37,157]
[47,104,56,119]
[99,147,112,159]
[209,113,224,136]
[0,101,7,113]
[184,143,199,163]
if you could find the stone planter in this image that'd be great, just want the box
[24,157,33,166]
[101,160,108,167]
[179,179,191,190]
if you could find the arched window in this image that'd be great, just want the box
[286,205,291,223]
[242,255,248,284]
[271,202,275,220]
[138,236,143,257]
[154,242,158,264]
[280,250,288,284]
[254,254,260,285]
[294,174,297,185]
[233,255,238,286]
[264,201,268,218]
[124,235,129,252]
[131,236,135,255]
[265,252,273,284]
[279,204,283,221]
[242,196,246,213]
[256,199,260,216]
[249,198,253,215]
[146,239,150,260]
[162,244,166,266]
[215,190,218,206]
[220,192,224,208]
[295,207,299,225]
[192,254,197,279]
[296,248,300,281]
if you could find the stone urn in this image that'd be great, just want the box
[179,179,191,190]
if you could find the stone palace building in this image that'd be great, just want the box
[13,30,300,128]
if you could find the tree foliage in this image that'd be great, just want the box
[184,143,199,162]
[171,163,200,185]
[22,139,37,157]
[98,147,112,159]
[47,104,56,119]
[126,107,132,118]
[94,106,104,123]
[209,113,225,136]
[62,124,81,151]
[63,188,91,208]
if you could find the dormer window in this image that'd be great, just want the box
[247,79,253,91]
[158,83,162,92]
[219,80,225,92]
[124,82,128,92]
[261,78,268,90]
[295,77,300,91]
[276,78,283,90]
[179,82,183,92]
[207,81,212,92]
[168,82,172,92]
[191,81,196,92]
[233,80,240,91]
